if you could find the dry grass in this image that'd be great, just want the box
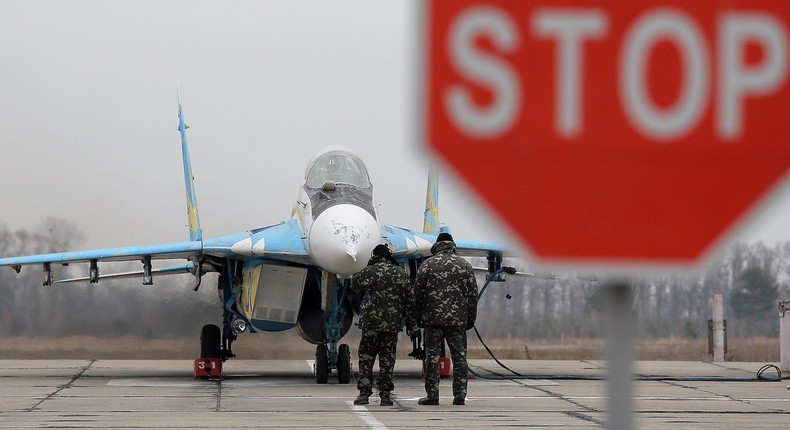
[0,333,316,360]
[468,338,604,360]
[0,335,779,362]
[468,337,779,362]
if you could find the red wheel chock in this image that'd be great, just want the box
[422,356,452,379]
[194,357,223,380]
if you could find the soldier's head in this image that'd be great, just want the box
[370,243,399,266]
[431,233,456,255]
[436,232,454,244]
[372,244,392,258]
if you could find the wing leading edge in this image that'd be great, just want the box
[382,224,510,259]
[0,219,311,285]
[0,241,203,267]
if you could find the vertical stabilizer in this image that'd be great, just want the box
[177,86,203,242]
[423,166,439,234]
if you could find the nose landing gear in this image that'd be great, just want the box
[315,342,351,384]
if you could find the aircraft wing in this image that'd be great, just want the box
[54,262,197,284]
[0,241,203,267]
[0,218,312,284]
[0,240,204,286]
[381,224,510,259]
[201,219,312,266]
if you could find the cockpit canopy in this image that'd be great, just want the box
[305,150,371,189]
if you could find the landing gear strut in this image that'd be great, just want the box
[314,277,353,384]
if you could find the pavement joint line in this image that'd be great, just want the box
[580,359,603,369]
[563,410,602,425]
[25,359,96,413]
[706,361,756,374]
[636,410,790,415]
[472,362,606,426]
[657,379,788,414]
[214,379,222,412]
[392,397,411,411]
[520,383,605,426]
[346,400,390,430]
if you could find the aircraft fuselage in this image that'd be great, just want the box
[295,150,380,278]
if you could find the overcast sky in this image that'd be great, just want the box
[0,1,786,268]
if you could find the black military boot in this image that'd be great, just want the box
[380,392,393,406]
[418,396,439,405]
[452,397,465,405]
[353,393,369,405]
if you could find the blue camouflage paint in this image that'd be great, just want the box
[381,225,510,259]
[423,166,439,234]
[177,96,202,242]
[250,319,296,332]
[0,241,203,266]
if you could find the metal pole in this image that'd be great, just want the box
[604,280,633,430]
[712,294,725,362]
[780,300,790,374]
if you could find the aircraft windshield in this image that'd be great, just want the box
[306,152,370,188]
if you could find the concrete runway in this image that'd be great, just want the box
[1,359,788,429]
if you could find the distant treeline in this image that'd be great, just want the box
[1,219,788,340]
[475,242,789,340]
[0,219,219,339]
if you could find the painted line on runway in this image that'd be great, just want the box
[346,401,389,430]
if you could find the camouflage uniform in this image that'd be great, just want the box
[351,254,415,398]
[414,240,478,402]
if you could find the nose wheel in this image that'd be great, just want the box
[314,342,352,384]
[337,344,351,384]
[315,344,329,384]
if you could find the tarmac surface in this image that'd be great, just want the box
[0,359,788,429]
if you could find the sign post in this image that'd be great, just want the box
[419,1,790,428]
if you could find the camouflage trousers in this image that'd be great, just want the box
[423,326,468,400]
[357,328,399,396]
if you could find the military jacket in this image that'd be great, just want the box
[351,256,415,332]
[414,241,479,328]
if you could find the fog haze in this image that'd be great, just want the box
[0,0,785,266]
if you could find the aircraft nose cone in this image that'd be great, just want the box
[308,204,380,276]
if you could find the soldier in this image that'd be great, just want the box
[414,232,478,406]
[351,244,415,406]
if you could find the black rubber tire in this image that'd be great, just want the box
[337,344,351,384]
[200,324,222,358]
[315,344,329,384]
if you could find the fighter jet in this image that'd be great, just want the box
[0,99,511,383]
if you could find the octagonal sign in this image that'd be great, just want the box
[419,0,790,269]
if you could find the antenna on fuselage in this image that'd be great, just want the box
[177,82,203,242]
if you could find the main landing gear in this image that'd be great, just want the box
[315,342,351,384]
[194,324,223,379]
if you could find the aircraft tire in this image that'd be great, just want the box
[315,344,329,384]
[200,324,221,358]
[337,344,351,384]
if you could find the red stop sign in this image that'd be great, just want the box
[421,0,790,269]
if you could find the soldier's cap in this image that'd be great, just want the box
[436,232,454,243]
[371,244,392,257]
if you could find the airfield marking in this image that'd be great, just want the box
[346,401,389,430]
